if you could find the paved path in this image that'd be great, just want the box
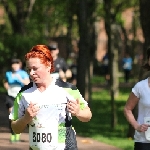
[0,132,121,150]
[0,93,121,150]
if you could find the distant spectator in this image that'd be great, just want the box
[102,53,110,85]
[48,41,72,82]
[122,52,133,83]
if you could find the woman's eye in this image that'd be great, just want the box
[26,67,39,72]
[33,68,38,71]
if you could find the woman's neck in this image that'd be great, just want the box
[36,76,53,92]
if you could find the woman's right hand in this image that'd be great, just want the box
[24,101,40,124]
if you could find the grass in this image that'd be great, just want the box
[72,75,135,150]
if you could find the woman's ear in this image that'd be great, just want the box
[47,62,51,72]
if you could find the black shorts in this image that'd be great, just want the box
[5,95,15,109]
[134,142,150,150]
[103,66,109,74]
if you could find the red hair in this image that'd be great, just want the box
[25,45,55,73]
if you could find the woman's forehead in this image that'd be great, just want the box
[26,57,51,68]
[26,58,42,66]
[27,57,40,62]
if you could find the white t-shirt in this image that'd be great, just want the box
[8,85,21,98]
[10,78,87,150]
[51,72,60,79]
[132,78,150,143]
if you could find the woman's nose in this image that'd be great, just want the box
[29,69,35,76]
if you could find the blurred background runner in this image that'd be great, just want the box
[3,58,30,143]
[48,41,72,82]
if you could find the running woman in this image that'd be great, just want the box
[9,45,92,150]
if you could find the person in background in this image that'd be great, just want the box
[3,58,30,143]
[67,52,77,85]
[122,52,133,83]
[102,53,110,85]
[10,45,92,150]
[124,47,150,150]
[48,41,72,82]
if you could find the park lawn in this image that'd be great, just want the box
[72,75,134,150]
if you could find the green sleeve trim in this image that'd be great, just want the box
[64,88,86,110]
[59,123,65,128]
[13,92,23,120]
[58,123,66,143]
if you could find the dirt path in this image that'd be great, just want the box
[0,93,121,150]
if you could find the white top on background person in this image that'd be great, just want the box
[131,78,150,142]
[48,41,72,82]
[10,45,92,150]
[124,47,150,149]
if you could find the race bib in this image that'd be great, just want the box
[144,117,150,141]
[28,103,67,150]
[29,119,58,150]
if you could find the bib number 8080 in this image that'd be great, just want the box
[33,132,52,143]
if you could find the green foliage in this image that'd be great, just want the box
[73,76,134,150]
[0,0,77,73]
[96,0,139,26]
[0,42,6,63]
[7,1,17,15]
[0,33,47,75]
[116,13,124,26]
[111,0,138,10]
[32,0,77,37]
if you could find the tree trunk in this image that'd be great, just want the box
[104,0,119,128]
[77,0,95,103]
[77,0,88,98]
[140,0,150,51]
[1,0,35,34]
[66,15,73,58]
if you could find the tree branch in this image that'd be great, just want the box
[27,0,36,19]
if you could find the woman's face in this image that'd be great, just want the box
[26,57,51,83]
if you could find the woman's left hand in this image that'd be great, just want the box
[137,124,149,132]
[67,99,80,116]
